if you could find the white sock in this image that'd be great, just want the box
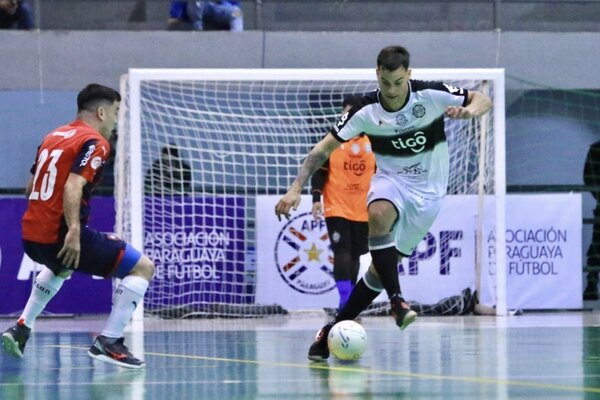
[101,275,149,338]
[20,267,66,329]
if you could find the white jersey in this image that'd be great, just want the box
[330,80,468,199]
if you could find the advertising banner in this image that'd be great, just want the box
[480,193,582,310]
[0,197,113,315]
[256,194,582,310]
[143,196,248,308]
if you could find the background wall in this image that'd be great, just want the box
[1,30,600,189]
[1,1,599,284]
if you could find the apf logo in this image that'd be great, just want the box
[274,212,335,294]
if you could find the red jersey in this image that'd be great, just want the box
[22,120,110,244]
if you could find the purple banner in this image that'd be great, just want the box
[143,196,247,309]
[0,197,113,315]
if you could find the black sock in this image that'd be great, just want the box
[349,257,360,285]
[335,279,381,322]
[371,246,401,299]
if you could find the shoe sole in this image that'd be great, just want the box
[1,333,23,358]
[87,350,145,369]
[307,354,328,362]
[397,310,418,330]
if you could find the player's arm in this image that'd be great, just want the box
[57,173,87,269]
[310,159,329,220]
[275,133,341,220]
[445,90,492,119]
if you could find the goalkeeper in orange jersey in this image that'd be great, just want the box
[310,94,376,312]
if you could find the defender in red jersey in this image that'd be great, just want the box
[2,84,155,369]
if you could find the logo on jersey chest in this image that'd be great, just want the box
[344,159,367,176]
[391,131,427,153]
[412,104,426,118]
[395,113,409,126]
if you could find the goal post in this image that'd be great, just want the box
[116,68,506,318]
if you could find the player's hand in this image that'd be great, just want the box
[57,229,81,270]
[444,106,473,119]
[275,189,301,221]
[311,202,323,220]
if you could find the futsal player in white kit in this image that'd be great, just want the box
[275,45,493,361]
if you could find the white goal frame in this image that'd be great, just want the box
[119,68,506,318]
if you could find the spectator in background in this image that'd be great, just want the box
[145,145,192,194]
[584,140,600,301]
[0,0,33,30]
[167,1,243,32]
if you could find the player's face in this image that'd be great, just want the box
[376,66,411,112]
[99,101,120,139]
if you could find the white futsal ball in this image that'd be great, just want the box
[327,320,367,360]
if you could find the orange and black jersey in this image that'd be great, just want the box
[22,120,110,244]
[311,135,375,222]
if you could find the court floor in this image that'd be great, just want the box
[1,312,600,400]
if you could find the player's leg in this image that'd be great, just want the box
[93,250,153,369]
[307,264,384,361]
[75,228,154,369]
[308,215,389,361]
[2,242,71,358]
[349,220,368,286]
[388,193,445,328]
[307,177,398,361]
[366,200,418,329]
[325,217,354,311]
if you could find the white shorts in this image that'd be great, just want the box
[367,173,444,256]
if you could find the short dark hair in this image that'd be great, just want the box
[77,83,121,112]
[377,46,410,71]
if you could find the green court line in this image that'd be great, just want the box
[45,344,600,394]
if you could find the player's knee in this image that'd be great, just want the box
[368,202,397,234]
[130,255,155,281]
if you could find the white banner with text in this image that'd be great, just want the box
[255,194,581,310]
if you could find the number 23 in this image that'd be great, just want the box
[29,149,63,201]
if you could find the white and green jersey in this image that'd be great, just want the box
[330,80,468,199]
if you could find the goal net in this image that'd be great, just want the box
[116,69,506,318]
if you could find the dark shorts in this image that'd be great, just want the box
[325,216,369,258]
[23,226,142,279]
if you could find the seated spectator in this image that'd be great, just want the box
[145,145,192,194]
[0,0,33,30]
[168,1,243,32]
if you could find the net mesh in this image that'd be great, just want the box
[117,72,496,318]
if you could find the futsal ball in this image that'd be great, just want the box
[327,320,367,360]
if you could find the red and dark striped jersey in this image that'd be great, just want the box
[22,120,110,243]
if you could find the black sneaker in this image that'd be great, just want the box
[307,321,335,362]
[390,296,417,330]
[1,321,31,358]
[88,335,145,369]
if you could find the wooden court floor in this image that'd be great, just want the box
[1,312,600,399]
